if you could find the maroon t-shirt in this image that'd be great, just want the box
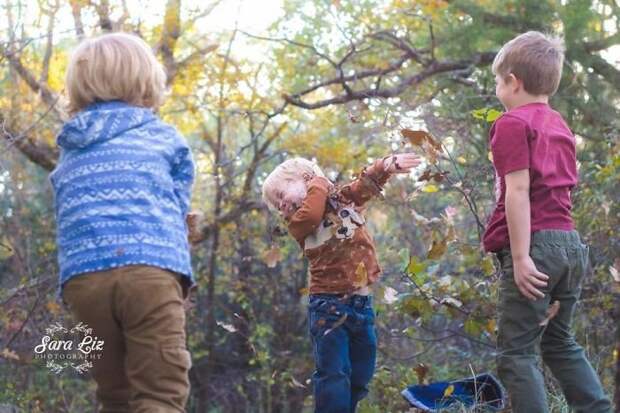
[483,102,577,253]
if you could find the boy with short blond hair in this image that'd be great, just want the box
[484,31,612,412]
[52,32,194,412]
[263,153,420,413]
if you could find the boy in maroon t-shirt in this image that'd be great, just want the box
[484,31,612,413]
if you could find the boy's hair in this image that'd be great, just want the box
[492,31,565,96]
[65,32,167,115]
[262,157,326,211]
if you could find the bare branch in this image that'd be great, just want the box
[94,0,113,32]
[0,113,59,171]
[284,52,495,110]
[158,0,182,84]
[40,0,60,83]
[584,31,620,53]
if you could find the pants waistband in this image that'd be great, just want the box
[309,293,373,307]
[531,229,582,246]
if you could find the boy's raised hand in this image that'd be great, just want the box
[383,153,422,174]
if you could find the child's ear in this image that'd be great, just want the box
[508,73,522,92]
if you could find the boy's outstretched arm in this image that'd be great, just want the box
[341,153,420,206]
[288,176,331,247]
[505,169,549,300]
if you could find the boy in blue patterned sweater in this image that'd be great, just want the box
[51,33,195,412]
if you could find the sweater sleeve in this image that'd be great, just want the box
[339,158,391,206]
[171,137,195,218]
[287,176,330,246]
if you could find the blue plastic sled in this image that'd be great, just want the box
[401,373,506,412]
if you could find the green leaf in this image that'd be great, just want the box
[464,319,483,337]
[471,108,503,123]
[406,256,428,276]
[485,109,503,122]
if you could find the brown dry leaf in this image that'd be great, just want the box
[46,300,61,316]
[0,348,19,361]
[401,129,432,146]
[352,262,368,288]
[291,376,306,388]
[427,238,447,260]
[414,363,429,384]
[539,301,560,327]
[610,264,620,283]
[187,211,205,244]
[418,168,433,182]
[485,319,497,335]
[422,140,441,165]
[264,245,283,268]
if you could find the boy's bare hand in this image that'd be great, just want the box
[383,153,422,174]
[513,256,549,300]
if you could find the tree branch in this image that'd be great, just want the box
[284,52,495,110]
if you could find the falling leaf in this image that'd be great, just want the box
[401,129,443,152]
[0,348,19,361]
[485,109,503,122]
[485,319,497,335]
[46,300,61,316]
[406,255,428,275]
[348,110,360,123]
[427,238,447,260]
[418,169,433,182]
[539,301,560,327]
[421,184,439,193]
[422,140,442,164]
[481,256,496,276]
[298,287,309,296]
[216,321,237,333]
[291,376,306,388]
[443,384,455,397]
[383,286,399,304]
[464,319,483,337]
[352,262,368,288]
[456,156,467,164]
[414,363,429,384]
[186,211,205,244]
[610,265,620,283]
[401,129,432,146]
[323,314,348,336]
[263,245,283,268]
[432,172,448,182]
[471,108,503,123]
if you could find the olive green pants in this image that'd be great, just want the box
[62,265,192,413]
[496,230,612,413]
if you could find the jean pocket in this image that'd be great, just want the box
[309,305,347,337]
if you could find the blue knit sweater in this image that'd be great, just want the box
[50,101,195,296]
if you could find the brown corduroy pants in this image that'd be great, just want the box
[62,265,192,413]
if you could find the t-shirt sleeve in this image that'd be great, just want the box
[490,115,530,177]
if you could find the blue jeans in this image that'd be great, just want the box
[308,294,377,413]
